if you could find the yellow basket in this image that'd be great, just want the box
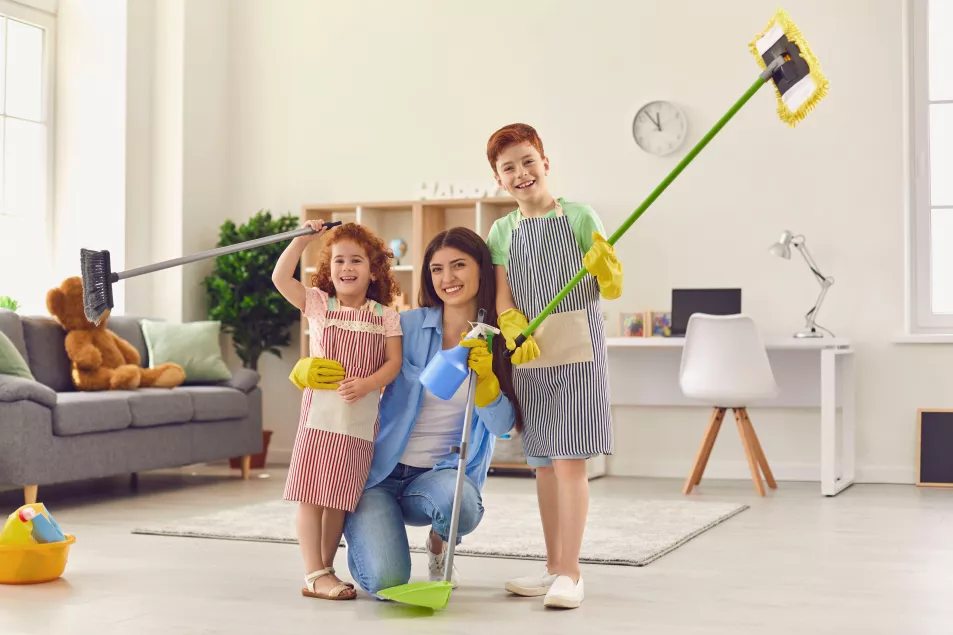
[0,534,76,585]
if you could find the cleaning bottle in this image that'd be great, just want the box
[0,507,37,546]
[30,512,65,544]
[25,503,66,540]
[420,309,500,400]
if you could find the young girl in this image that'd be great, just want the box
[273,220,403,601]
[485,123,622,609]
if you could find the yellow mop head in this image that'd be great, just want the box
[750,8,829,127]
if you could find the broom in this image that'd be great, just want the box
[505,7,829,358]
[79,221,342,325]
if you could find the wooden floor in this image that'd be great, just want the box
[1,466,951,635]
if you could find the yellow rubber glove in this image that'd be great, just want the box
[459,336,500,408]
[583,231,623,300]
[289,357,346,390]
[498,308,540,365]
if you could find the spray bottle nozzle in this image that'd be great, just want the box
[464,321,501,341]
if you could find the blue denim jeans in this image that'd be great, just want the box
[343,463,484,595]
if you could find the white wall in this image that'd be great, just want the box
[67,0,230,324]
[54,0,127,311]
[222,0,950,483]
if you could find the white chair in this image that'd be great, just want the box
[679,314,780,496]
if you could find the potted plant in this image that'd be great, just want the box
[204,210,303,470]
[0,297,20,312]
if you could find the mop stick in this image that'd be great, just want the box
[79,221,342,325]
[374,309,487,610]
[505,8,828,357]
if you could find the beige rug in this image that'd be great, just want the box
[133,491,746,567]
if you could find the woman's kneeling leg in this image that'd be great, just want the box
[400,468,484,543]
[343,486,411,596]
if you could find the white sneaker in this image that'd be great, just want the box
[504,566,558,597]
[426,533,458,587]
[543,575,584,609]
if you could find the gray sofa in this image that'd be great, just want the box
[0,309,262,504]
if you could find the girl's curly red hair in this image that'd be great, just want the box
[310,223,400,307]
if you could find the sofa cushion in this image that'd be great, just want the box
[177,386,248,421]
[107,316,150,366]
[141,320,232,383]
[0,331,34,380]
[53,391,132,436]
[127,388,194,428]
[20,316,73,393]
[0,309,29,361]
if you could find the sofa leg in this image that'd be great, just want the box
[24,485,37,505]
[240,455,251,480]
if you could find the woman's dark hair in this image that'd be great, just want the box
[419,227,524,432]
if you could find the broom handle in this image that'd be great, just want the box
[111,222,342,282]
[444,308,485,580]
[505,63,782,357]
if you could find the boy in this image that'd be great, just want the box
[485,123,622,609]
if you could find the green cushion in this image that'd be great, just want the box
[0,330,34,380]
[141,320,232,383]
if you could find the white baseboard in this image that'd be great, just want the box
[606,459,917,485]
[268,448,294,466]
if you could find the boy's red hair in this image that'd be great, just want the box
[486,123,545,175]
[310,223,401,307]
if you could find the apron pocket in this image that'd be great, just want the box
[520,309,594,369]
[305,389,380,441]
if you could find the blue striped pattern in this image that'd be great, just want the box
[507,213,613,458]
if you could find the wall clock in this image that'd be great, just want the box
[632,100,688,156]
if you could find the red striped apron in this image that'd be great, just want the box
[283,298,386,511]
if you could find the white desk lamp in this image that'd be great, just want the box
[769,230,834,338]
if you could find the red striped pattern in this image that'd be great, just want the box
[283,302,386,512]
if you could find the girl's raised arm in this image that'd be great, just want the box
[272,220,326,311]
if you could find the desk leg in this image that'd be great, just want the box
[821,348,856,497]
[838,350,857,493]
[821,349,837,496]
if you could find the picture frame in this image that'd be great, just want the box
[618,312,646,337]
[648,311,672,337]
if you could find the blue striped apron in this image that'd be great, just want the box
[506,202,613,458]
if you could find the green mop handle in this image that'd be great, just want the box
[505,59,784,358]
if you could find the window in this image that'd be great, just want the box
[910,0,953,332]
[0,0,54,315]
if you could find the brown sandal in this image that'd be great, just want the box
[302,568,357,600]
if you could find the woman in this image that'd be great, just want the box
[343,227,522,596]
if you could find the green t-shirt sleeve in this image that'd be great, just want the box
[486,216,513,267]
[567,203,606,255]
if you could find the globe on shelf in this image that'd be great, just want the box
[389,238,408,266]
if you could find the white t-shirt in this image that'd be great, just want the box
[399,380,469,468]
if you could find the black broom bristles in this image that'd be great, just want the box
[80,248,116,325]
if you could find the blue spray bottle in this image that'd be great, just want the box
[419,309,500,400]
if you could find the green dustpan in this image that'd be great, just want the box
[376,580,454,610]
[376,312,487,611]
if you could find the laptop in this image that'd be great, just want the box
[670,288,742,337]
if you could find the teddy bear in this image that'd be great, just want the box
[46,277,186,391]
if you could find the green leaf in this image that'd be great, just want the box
[205,209,302,369]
